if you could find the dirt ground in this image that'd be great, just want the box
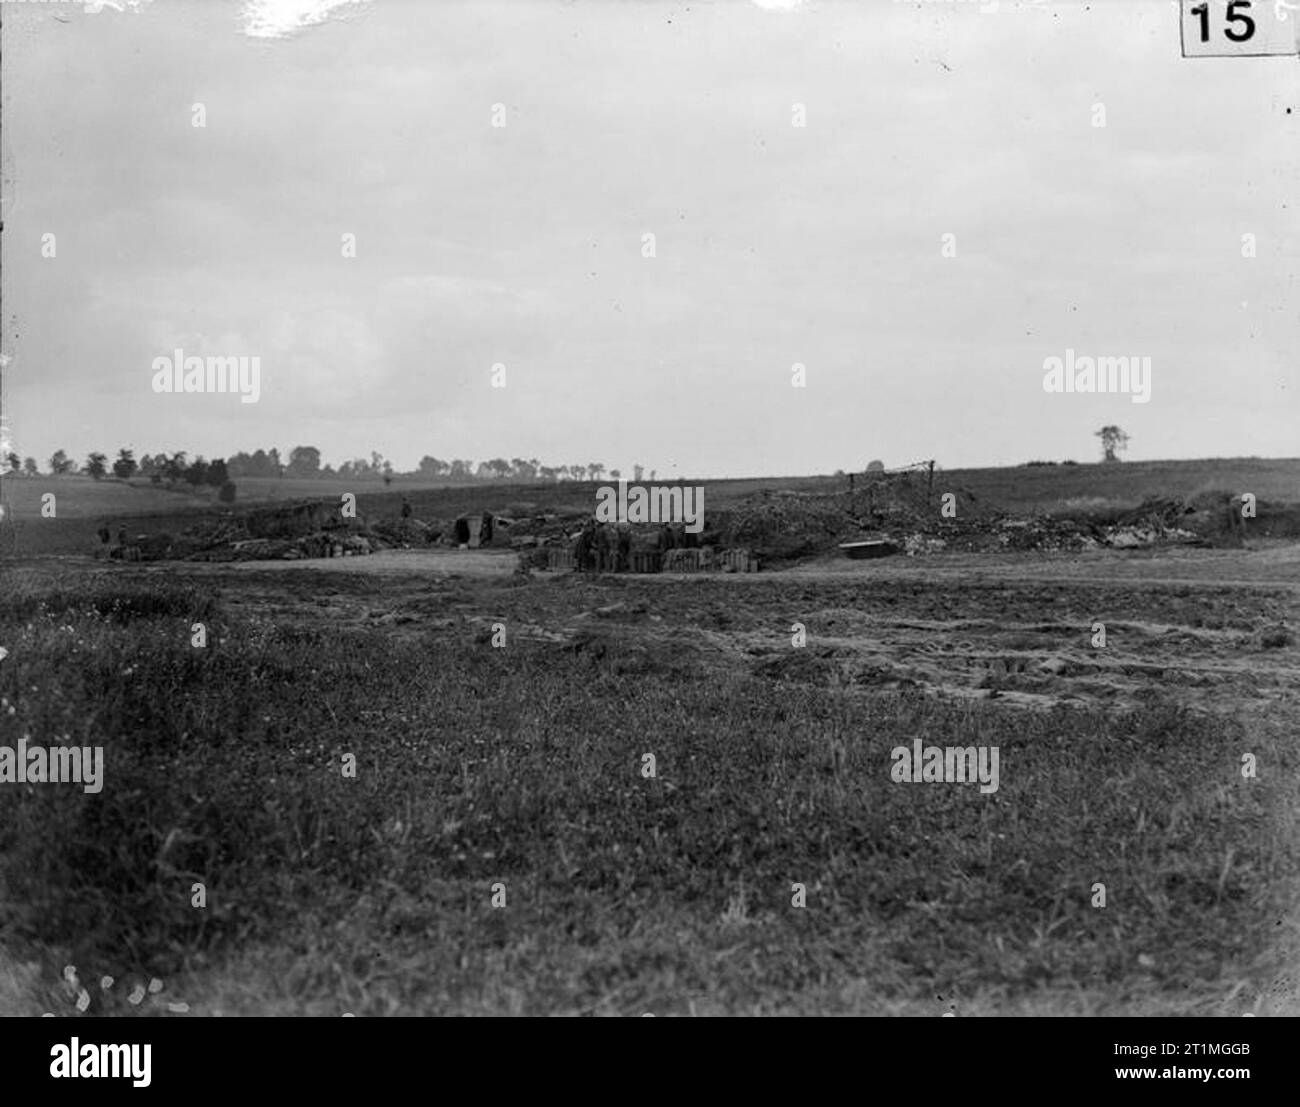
[113,540,1297,726]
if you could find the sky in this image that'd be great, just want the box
[1,0,1297,478]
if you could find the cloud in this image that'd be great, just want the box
[239,0,370,40]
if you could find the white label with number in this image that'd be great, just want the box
[1181,0,1298,57]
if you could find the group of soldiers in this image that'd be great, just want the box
[98,522,127,548]
[573,520,698,572]
[574,519,631,572]
[96,521,139,561]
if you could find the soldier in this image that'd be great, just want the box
[575,519,595,571]
[597,523,614,572]
[117,525,128,547]
[400,497,412,519]
[617,524,632,573]
[97,522,111,546]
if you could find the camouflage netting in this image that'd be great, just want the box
[710,472,988,562]
[710,493,854,562]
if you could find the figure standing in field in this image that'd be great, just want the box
[575,519,595,571]
[604,524,615,571]
[600,522,616,571]
[401,497,412,519]
[117,525,128,547]
[97,522,110,546]
[617,523,632,573]
[577,522,592,571]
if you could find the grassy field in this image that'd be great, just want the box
[1,548,1296,1016]
[3,457,1297,1016]
[938,458,1300,515]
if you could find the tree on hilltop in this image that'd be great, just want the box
[1095,425,1129,463]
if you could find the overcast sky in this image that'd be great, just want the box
[1,0,1296,478]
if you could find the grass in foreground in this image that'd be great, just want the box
[0,571,1295,1015]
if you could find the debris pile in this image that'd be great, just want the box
[97,480,1292,570]
[184,530,375,563]
[368,517,441,548]
[116,500,379,563]
[718,477,1235,562]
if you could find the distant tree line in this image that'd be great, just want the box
[4,452,40,477]
[220,447,648,484]
[8,448,238,503]
[8,445,655,495]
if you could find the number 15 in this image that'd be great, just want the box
[1190,1,1257,43]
